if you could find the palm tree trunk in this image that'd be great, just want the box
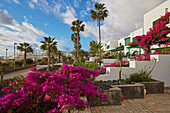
[99,21,101,45]
[98,21,102,65]
[77,30,80,60]
[52,55,54,68]
[47,45,50,72]
[23,49,26,67]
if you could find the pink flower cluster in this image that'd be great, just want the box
[103,61,129,67]
[135,12,170,53]
[135,53,151,61]
[0,65,107,113]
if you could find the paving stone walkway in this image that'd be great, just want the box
[90,93,170,113]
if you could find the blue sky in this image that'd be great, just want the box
[0,0,166,56]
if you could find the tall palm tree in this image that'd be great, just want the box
[17,42,33,67]
[71,33,82,60]
[40,36,57,72]
[71,20,85,58]
[90,3,108,61]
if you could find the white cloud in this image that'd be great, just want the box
[28,2,35,9]
[44,23,48,27]
[55,37,73,52]
[80,10,88,19]
[32,0,37,3]
[0,10,47,56]
[13,0,19,4]
[0,9,22,31]
[61,6,77,25]
[84,0,166,43]
[27,0,76,26]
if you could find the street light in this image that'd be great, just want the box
[6,48,8,62]
[14,43,17,69]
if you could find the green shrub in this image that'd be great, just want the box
[39,59,47,65]
[10,58,34,67]
[26,58,34,64]
[73,58,97,70]
[42,57,48,62]
[83,62,97,70]
[125,67,152,83]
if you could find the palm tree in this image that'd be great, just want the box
[89,41,102,69]
[56,50,63,63]
[40,36,57,72]
[17,42,33,67]
[71,33,82,60]
[71,20,85,58]
[90,3,108,61]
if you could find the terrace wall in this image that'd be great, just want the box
[97,55,170,86]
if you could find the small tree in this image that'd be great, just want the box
[17,42,33,67]
[116,51,124,83]
[40,37,57,72]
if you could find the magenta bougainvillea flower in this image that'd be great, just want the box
[0,65,107,113]
[135,12,170,53]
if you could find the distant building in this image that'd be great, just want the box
[11,52,47,61]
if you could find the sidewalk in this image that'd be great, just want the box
[91,93,170,113]
[3,63,63,80]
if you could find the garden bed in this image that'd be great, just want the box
[112,83,144,99]
[95,80,144,100]
[134,80,164,94]
[87,87,121,106]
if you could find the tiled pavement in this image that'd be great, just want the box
[90,92,170,113]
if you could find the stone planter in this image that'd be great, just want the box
[112,83,144,99]
[87,87,121,106]
[135,80,164,94]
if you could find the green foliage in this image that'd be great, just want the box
[10,58,34,67]
[73,58,97,70]
[73,58,85,67]
[83,62,97,70]
[125,67,153,83]
[42,57,48,62]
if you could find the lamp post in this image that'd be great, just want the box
[6,48,8,62]
[14,43,17,69]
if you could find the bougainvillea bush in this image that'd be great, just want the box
[135,12,170,54]
[0,65,107,113]
[135,50,170,61]
[103,61,129,67]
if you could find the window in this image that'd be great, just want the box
[133,37,136,42]
[120,43,122,46]
[125,37,130,46]
[107,45,110,49]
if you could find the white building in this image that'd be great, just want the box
[103,0,170,56]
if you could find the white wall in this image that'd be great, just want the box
[144,0,170,34]
[97,55,170,86]
[109,41,118,50]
